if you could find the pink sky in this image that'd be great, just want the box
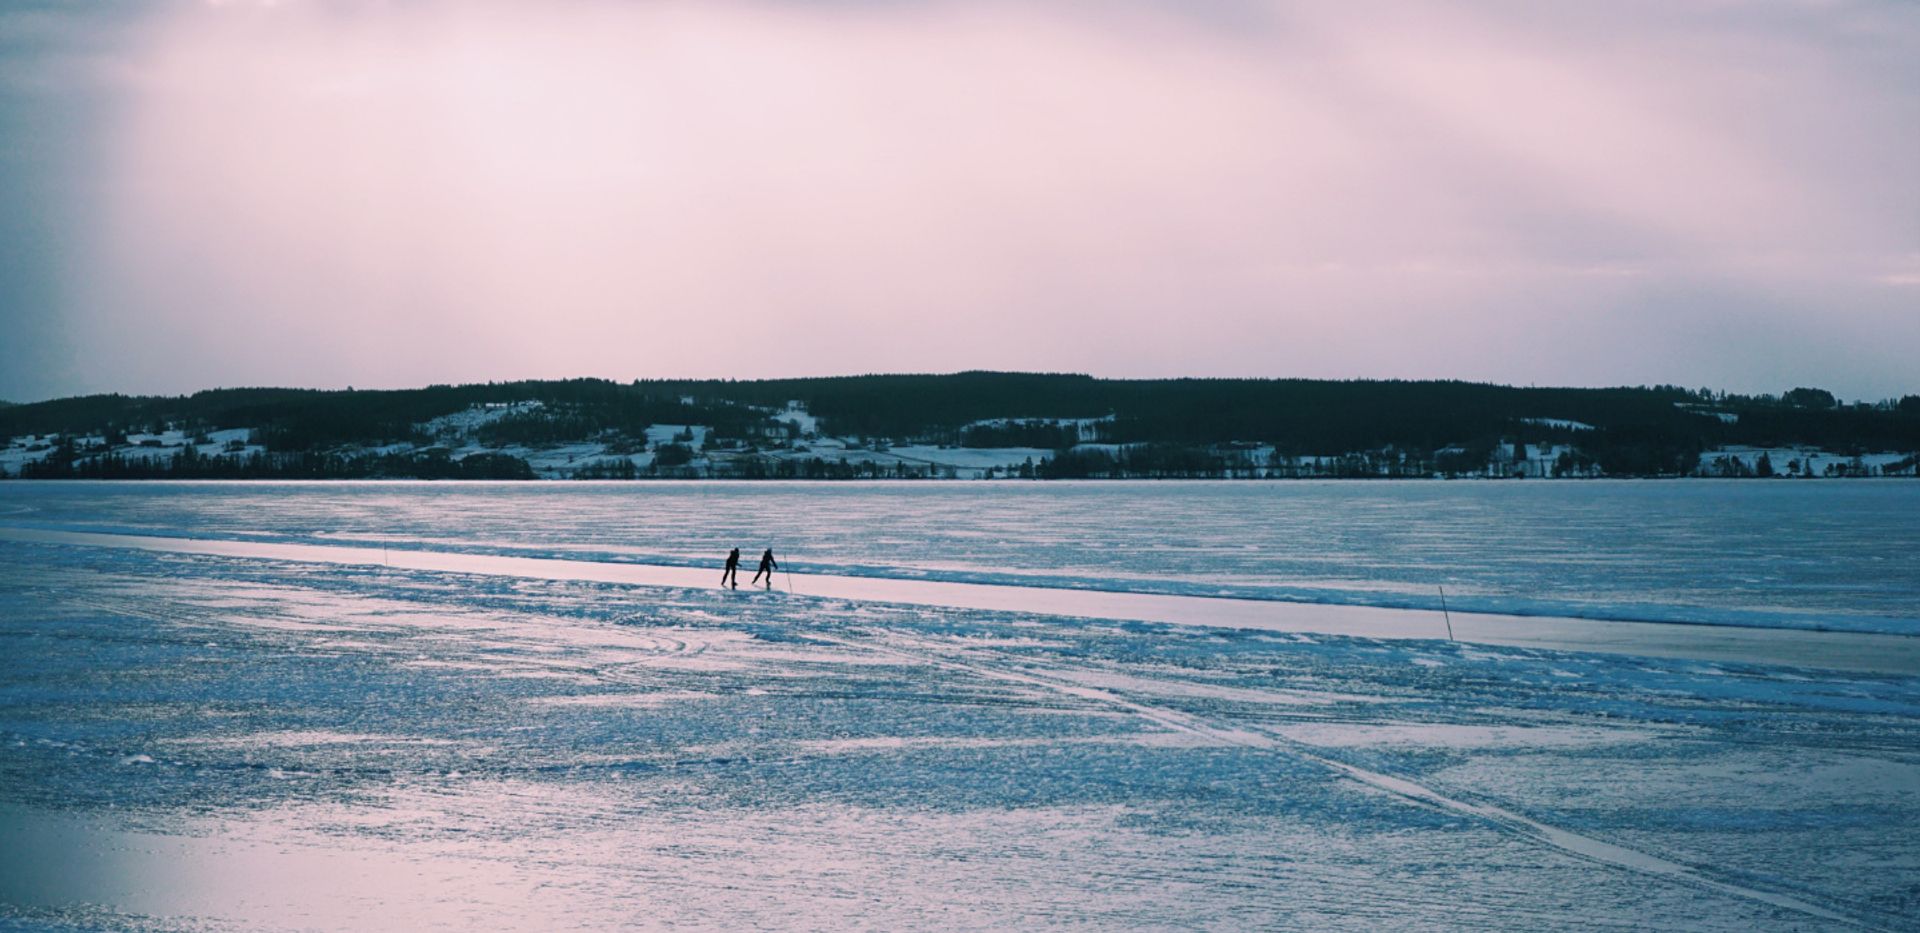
[2,0,1916,400]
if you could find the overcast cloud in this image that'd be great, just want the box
[1,0,1916,401]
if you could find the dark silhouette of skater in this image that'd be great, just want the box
[751,548,779,590]
[722,547,741,589]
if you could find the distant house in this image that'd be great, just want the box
[744,421,796,442]
[1486,440,1563,478]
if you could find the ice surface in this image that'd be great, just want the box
[2,483,1918,930]
[6,526,1915,674]
[3,481,1914,633]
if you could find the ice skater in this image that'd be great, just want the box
[750,548,779,590]
[721,547,741,589]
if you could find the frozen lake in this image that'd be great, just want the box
[4,479,1917,632]
[2,481,1918,929]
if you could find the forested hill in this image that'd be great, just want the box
[2,374,1916,479]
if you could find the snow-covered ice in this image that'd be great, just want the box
[6,526,1914,674]
[1,482,1918,930]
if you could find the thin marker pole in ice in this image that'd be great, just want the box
[785,562,796,595]
[1438,585,1455,641]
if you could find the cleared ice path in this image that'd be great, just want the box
[5,526,1917,675]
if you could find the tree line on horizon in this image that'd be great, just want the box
[3,373,1916,480]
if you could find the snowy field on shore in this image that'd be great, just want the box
[2,481,1918,930]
